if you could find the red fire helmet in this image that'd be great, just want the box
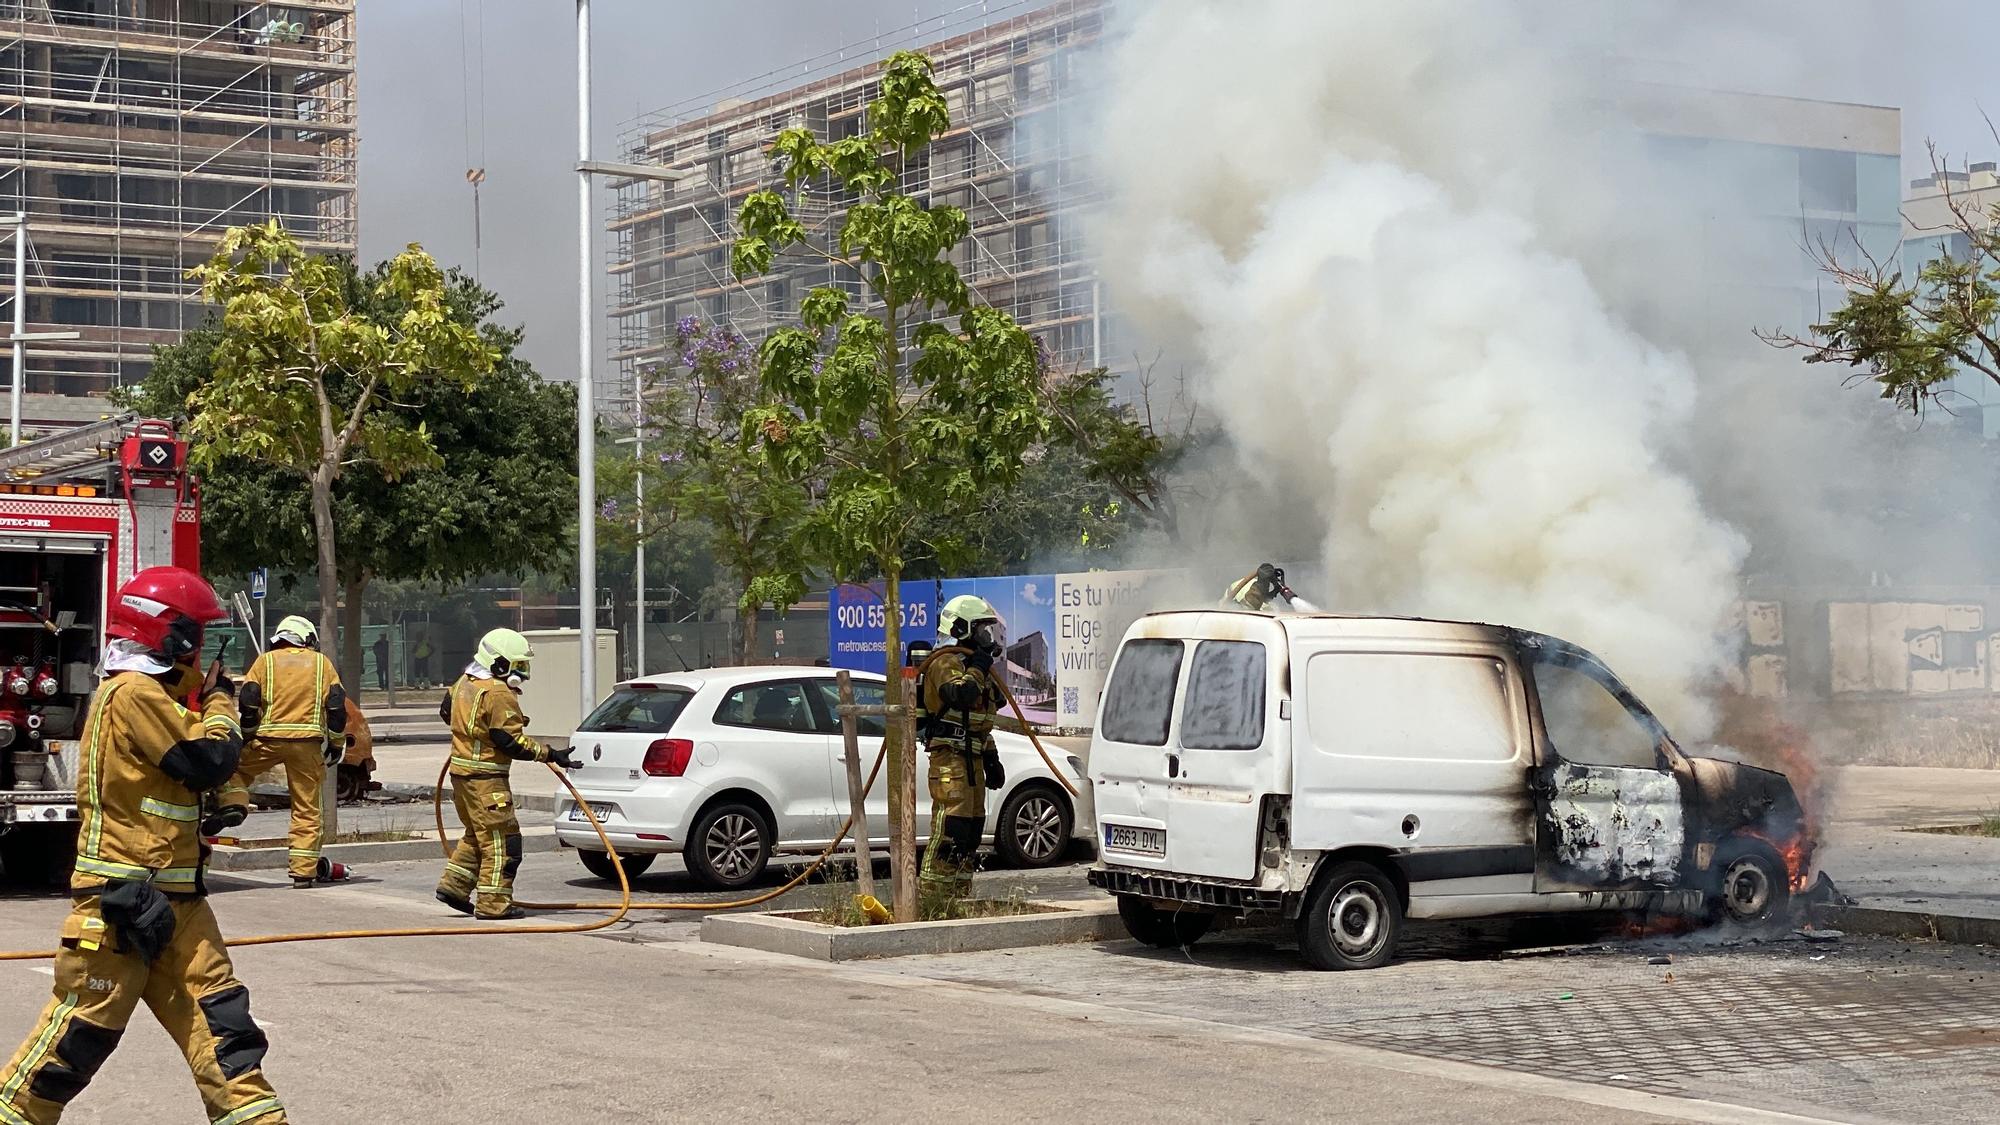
[108,566,227,662]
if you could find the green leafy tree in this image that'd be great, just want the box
[131,247,563,680]
[600,318,810,666]
[733,50,1049,915]
[1763,156,2000,414]
[183,222,494,663]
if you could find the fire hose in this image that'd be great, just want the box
[0,762,639,962]
[491,672,1076,912]
[450,745,885,912]
[0,674,1075,958]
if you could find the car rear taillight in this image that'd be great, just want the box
[641,738,695,777]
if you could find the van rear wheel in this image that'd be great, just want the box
[1299,860,1402,970]
[1116,894,1214,948]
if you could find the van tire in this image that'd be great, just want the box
[1116,894,1214,948]
[1298,860,1402,970]
[1707,837,1789,926]
[578,848,656,883]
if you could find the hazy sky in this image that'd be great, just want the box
[356,1,2000,381]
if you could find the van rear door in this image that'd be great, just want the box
[1291,646,1535,895]
[1090,614,1288,881]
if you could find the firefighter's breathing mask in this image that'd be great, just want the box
[969,619,1006,659]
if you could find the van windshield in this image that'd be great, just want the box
[579,687,693,734]
[1100,640,1183,745]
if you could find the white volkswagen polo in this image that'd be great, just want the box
[552,666,1093,889]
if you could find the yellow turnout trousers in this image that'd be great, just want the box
[0,895,283,1125]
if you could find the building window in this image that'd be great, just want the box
[1799,148,1857,213]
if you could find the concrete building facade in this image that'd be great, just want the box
[1903,163,2000,435]
[0,0,357,432]
[606,0,1107,410]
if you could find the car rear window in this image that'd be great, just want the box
[579,687,693,734]
[1099,639,1184,746]
[1180,641,1266,750]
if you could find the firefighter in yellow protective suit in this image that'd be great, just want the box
[208,616,348,887]
[0,567,285,1125]
[917,595,1008,899]
[434,628,577,919]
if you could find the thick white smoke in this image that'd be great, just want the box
[1091,1,1761,733]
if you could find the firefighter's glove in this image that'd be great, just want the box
[203,671,236,704]
[321,740,343,768]
[101,878,175,962]
[551,746,581,770]
[236,680,264,734]
[982,747,1005,790]
[964,647,995,675]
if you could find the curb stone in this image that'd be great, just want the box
[700,899,1121,961]
[207,825,561,871]
[1812,903,2000,945]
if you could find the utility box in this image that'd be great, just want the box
[515,629,620,744]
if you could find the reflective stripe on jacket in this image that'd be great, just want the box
[73,672,242,895]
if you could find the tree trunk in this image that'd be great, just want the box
[310,462,340,673]
[881,561,917,921]
[340,572,366,700]
[735,589,759,666]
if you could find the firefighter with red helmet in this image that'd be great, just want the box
[0,567,286,1125]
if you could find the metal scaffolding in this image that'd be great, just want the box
[606,0,1111,403]
[0,0,356,407]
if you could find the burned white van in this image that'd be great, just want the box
[1086,612,1808,970]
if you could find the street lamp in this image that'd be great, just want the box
[0,215,80,446]
[575,0,697,717]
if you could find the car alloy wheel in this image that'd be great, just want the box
[704,812,763,881]
[1011,793,1064,863]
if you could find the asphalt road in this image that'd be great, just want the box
[1,853,1993,1123]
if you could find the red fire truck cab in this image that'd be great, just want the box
[0,415,201,884]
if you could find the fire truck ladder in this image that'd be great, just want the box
[0,413,138,486]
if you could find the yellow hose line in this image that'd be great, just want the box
[1,685,1059,962]
[486,743,886,912]
[996,678,1081,797]
[0,762,631,962]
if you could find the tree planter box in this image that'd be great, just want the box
[701,899,1121,961]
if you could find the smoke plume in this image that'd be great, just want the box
[1087,0,1793,733]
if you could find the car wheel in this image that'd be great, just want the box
[1116,894,1214,948]
[1298,860,1402,970]
[578,848,656,883]
[1708,838,1790,926]
[995,784,1073,868]
[686,802,772,890]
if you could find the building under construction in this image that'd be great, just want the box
[607,0,1108,404]
[0,0,356,431]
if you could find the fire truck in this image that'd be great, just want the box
[0,414,200,885]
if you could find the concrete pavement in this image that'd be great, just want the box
[1818,765,2000,920]
[0,865,1839,1124]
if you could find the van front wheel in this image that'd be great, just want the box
[1299,861,1402,970]
[1116,894,1214,948]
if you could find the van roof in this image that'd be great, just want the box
[1128,609,1546,648]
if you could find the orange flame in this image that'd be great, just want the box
[1714,692,1824,893]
